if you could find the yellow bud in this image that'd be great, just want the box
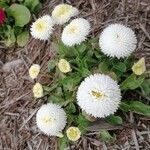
[66,127,81,142]
[58,59,71,73]
[29,64,40,79]
[56,133,64,138]
[33,83,43,98]
[132,57,146,75]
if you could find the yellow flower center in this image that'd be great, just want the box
[67,25,78,34]
[32,68,38,74]
[68,128,78,139]
[42,115,55,125]
[56,6,70,17]
[35,21,47,32]
[62,63,68,70]
[91,90,105,100]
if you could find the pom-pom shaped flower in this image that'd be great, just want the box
[77,74,121,118]
[0,9,5,25]
[29,64,40,79]
[36,103,67,136]
[30,15,53,40]
[66,127,81,141]
[52,4,79,25]
[99,24,137,58]
[61,18,90,46]
[58,59,71,73]
[132,57,146,75]
[33,83,43,98]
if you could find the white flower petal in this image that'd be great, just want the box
[99,24,137,58]
[52,4,79,25]
[30,15,54,40]
[36,103,67,136]
[77,74,121,118]
[62,18,90,46]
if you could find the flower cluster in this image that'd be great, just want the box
[30,4,90,46]
[28,3,148,148]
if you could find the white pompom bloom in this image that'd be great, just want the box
[99,24,137,58]
[77,74,121,118]
[52,4,79,25]
[62,18,91,46]
[36,103,67,136]
[30,15,54,40]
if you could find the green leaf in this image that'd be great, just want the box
[43,84,58,92]
[61,73,81,91]
[57,41,78,57]
[24,0,41,12]
[48,95,64,104]
[0,2,8,8]
[124,57,134,69]
[66,102,76,114]
[58,135,69,150]
[106,115,123,125]
[14,26,23,35]
[98,60,110,72]
[119,102,130,112]
[100,130,115,143]
[81,68,91,77]
[17,31,29,47]
[94,50,102,60]
[120,74,145,90]
[113,62,126,73]
[120,101,150,116]
[76,43,87,53]
[7,4,31,27]
[47,59,56,72]
[77,114,90,134]
[140,80,150,96]
[4,26,16,47]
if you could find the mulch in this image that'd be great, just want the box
[0,0,150,149]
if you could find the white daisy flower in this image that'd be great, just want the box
[52,4,79,25]
[36,103,67,136]
[77,74,121,118]
[61,18,91,46]
[99,24,137,58]
[30,15,54,40]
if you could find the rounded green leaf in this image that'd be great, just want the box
[24,0,40,12]
[106,115,123,125]
[100,130,115,143]
[4,26,16,47]
[120,101,150,116]
[17,31,29,47]
[8,4,31,27]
